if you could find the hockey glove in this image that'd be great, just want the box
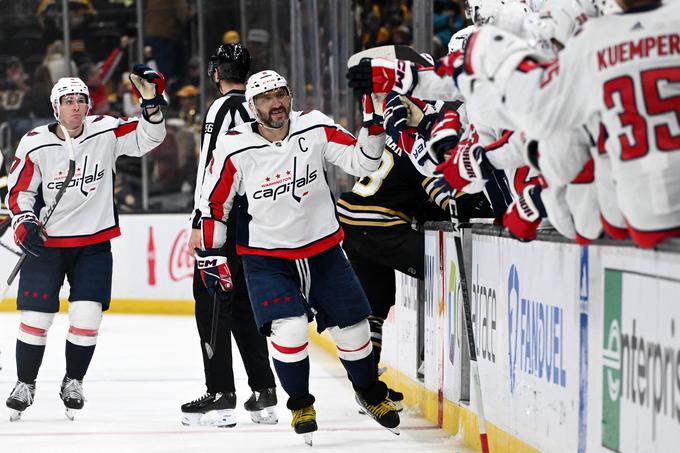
[435,142,492,194]
[129,64,168,108]
[361,94,385,134]
[347,58,418,95]
[426,109,462,165]
[12,212,46,257]
[503,184,547,242]
[195,248,233,295]
[383,92,409,139]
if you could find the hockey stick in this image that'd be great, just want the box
[1,125,77,301]
[0,240,20,257]
[204,289,219,359]
[449,193,490,453]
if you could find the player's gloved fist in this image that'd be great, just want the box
[426,109,462,164]
[435,143,492,194]
[347,58,418,95]
[503,184,547,242]
[195,248,233,295]
[12,212,46,257]
[129,64,168,108]
[383,92,409,139]
[522,139,541,172]
[361,94,385,134]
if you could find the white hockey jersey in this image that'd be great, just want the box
[476,3,680,246]
[200,110,385,258]
[6,113,165,247]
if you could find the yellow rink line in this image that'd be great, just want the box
[307,326,539,453]
[0,297,536,452]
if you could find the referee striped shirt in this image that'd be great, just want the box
[191,89,253,228]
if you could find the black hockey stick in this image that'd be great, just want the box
[449,194,490,453]
[204,289,219,359]
[1,125,77,299]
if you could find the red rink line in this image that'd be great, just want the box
[0,425,438,437]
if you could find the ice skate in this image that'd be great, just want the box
[291,405,317,446]
[355,391,400,435]
[6,381,35,422]
[244,387,278,424]
[387,388,404,412]
[60,376,85,421]
[180,392,237,427]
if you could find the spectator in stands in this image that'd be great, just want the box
[37,0,97,64]
[79,35,130,115]
[0,57,32,139]
[24,65,54,120]
[43,41,78,84]
[144,0,189,84]
[223,30,241,45]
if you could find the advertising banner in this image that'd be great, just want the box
[442,232,464,403]
[600,249,680,452]
[424,230,441,393]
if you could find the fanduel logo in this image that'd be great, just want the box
[507,264,567,394]
[472,264,496,363]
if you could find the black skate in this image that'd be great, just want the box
[181,392,236,427]
[244,387,278,424]
[291,405,317,446]
[387,388,404,412]
[60,376,85,421]
[355,391,400,435]
[6,381,35,422]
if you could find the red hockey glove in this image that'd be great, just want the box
[129,64,168,108]
[426,109,462,164]
[12,212,46,257]
[435,142,493,194]
[361,94,385,135]
[347,58,418,95]
[503,184,547,242]
[195,248,233,295]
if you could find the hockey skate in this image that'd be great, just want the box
[244,387,278,424]
[355,391,400,435]
[359,387,404,414]
[291,405,317,446]
[60,376,85,421]
[6,381,35,421]
[180,392,237,427]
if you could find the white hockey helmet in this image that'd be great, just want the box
[50,77,91,122]
[245,70,290,105]
[465,0,503,24]
[590,0,621,15]
[448,25,477,55]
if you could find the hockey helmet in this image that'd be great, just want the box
[50,77,91,122]
[208,43,251,83]
[245,70,290,104]
[448,25,477,55]
[539,0,589,47]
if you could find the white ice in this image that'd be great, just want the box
[0,313,472,453]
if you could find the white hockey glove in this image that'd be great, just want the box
[361,94,386,134]
[129,64,168,108]
[347,57,418,95]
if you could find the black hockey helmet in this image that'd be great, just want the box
[207,43,251,84]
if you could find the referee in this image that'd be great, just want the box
[181,43,277,427]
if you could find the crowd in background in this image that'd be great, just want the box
[0,0,466,213]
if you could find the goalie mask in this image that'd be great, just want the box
[208,43,251,85]
[245,70,292,129]
[50,77,91,123]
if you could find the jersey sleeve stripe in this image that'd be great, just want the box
[324,126,357,146]
[484,130,514,151]
[113,121,139,138]
[209,158,238,220]
[8,154,35,214]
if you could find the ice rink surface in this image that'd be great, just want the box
[0,313,472,453]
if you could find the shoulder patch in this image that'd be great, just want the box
[93,115,106,122]
[227,131,241,136]
[26,130,39,137]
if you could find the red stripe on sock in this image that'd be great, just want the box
[68,326,99,337]
[19,323,46,337]
[271,341,308,355]
[337,339,371,353]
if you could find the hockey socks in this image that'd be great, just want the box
[272,357,315,410]
[368,316,384,365]
[340,353,376,389]
[65,341,95,380]
[15,340,46,384]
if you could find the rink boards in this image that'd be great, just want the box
[1,215,679,452]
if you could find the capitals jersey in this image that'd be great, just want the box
[483,3,680,246]
[200,110,385,259]
[191,89,252,228]
[6,113,166,247]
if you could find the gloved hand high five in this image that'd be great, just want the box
[195,248,233,296]
[435,141,493,194]
[347,58,418,95]
[12,212,46,257]
[361,94,385,134]
[383,92,409,137]
[426,108,462,164]
[129,64,168,108]
[503,183,547,242]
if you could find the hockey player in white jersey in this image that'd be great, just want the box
[197,70,399,444]
[4,67,166,421]
[459,0,680,247]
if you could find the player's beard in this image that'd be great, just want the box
[257,104,290,129]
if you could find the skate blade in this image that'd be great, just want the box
[303,432,313,446]
[387,426,400,435]
[250,408,278,425]
[65,408,78,421]
[181,412,202,426]
[9,410,22,422]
